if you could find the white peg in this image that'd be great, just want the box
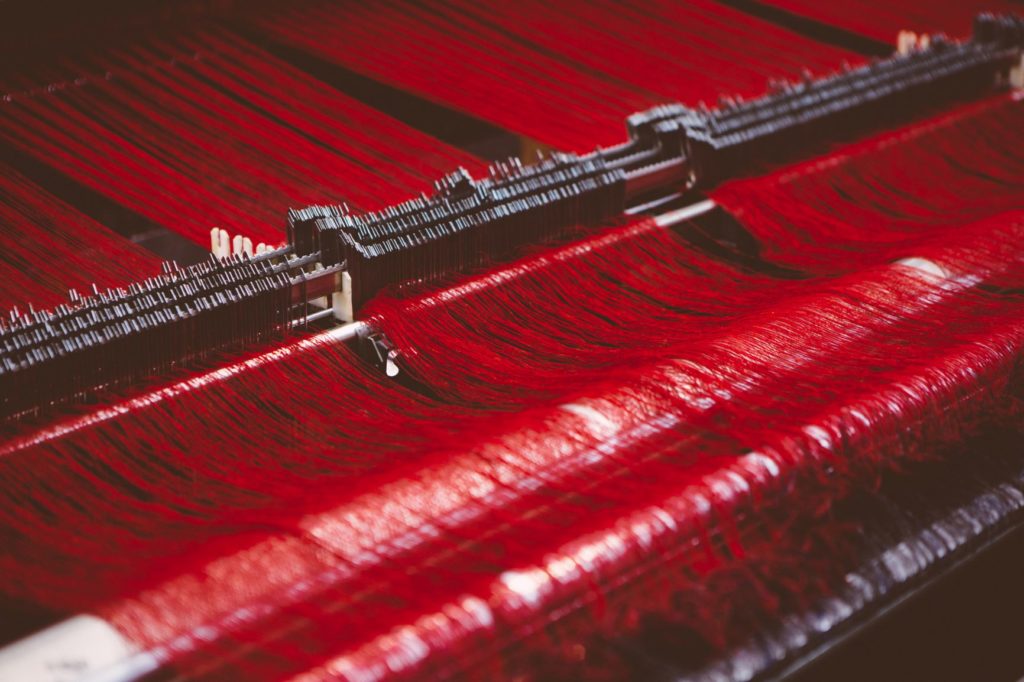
[1010,54,1024,90]
[217,230,230,259]
[332,271,354,323]
[897,31,917,55]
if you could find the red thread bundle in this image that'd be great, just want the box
[364,100,1024,409]
[0,163,157,310]
[365,217,804,407]
[759,0,1023,42]
[713,96,1024,273]
[2,206,1022,681]
[0,29,478,246]
[255,0,858,150]
[97,213,1024,680]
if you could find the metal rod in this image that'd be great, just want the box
[653,198,717,227]
[623,158,688,198]
[298,307,338,325]
[624,191,685,216]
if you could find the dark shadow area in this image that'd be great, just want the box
[0,142,208,265]
[712,0,891,56]
[249,31,526,162]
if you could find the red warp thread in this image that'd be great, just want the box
[366,217,806,408]
[0,30,479,246]
[255,0,857,151]
[364,100,1024,408]
[758,0,1023,43]
[712,96,1024,274]
[0,163,157,310]
[0,206,1021,679]
[102,213,1024,681]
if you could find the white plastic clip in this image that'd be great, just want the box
[385,350,400,378]
[1010,53,1024,90]
[0,615,146,682]
[895,257,951,281]
[332,271,354,323]
[897,30,917,55]
[217,230,230,259]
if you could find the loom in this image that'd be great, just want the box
[0,2,1023,681]
[2,14,1022,414]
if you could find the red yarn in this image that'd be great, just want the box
[98,213,1024,680]
[0,30,479,246]
[713,96,1024,274]
[255,0,858,151]
[758,0,1022,43]
[0,163,157,310]
[0,199,1021,679]
[365,216,804,407]
[0,336,476,608]
[362,99,1024,408]
[1,3,1023,680]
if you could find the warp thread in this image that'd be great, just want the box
[713,96,1024,273]
[104,213,1024,681]
[0,29,478,246]
[758,0,1023,43]
[0,163,157,310]
[255,0,858,150]
[1,206,1021,679]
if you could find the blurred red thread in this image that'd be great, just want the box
[712,97,1024,273]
